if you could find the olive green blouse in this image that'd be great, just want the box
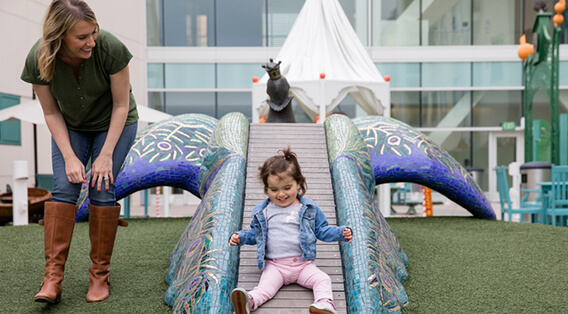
[21,30,138,131]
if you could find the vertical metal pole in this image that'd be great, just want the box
[123,195,130,219]
[551,26,560,165]
[524,60,533,162]
[144,189,149,217]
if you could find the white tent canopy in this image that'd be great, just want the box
[0,99,174,125]
[252,0,390,122]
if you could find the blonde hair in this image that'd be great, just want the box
[37,0,98,82]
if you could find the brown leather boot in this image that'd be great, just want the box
[34,202,77,304]
[86,204,126,302]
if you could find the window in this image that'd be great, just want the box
[0,94,21,145]
[422,62,471,88]
[376,63,420,88]
[162,0,214,47]
[473,0,521,45]
[423,0,472,46]
[472,62,522,87]
[372,0,419,46]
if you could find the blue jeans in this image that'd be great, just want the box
[51,123,137,207]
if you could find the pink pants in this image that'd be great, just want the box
[248,256,333,311]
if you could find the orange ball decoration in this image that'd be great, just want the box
[252,76,259,83]
[320,73,325,79]
[554,14,564,26]
[555,1,565,14]
[384,75,390,82]
[518,43,534,61]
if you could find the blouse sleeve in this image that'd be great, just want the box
[21,39,49,85]
[98,30,133,75]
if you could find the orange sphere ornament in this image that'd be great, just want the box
[554,13,564,26]
[252,76,259,83]
[384,75,390,82]
[320,73,325,79]
[518,44,534,61]
[555,1,565,14]
[517,35,534,61]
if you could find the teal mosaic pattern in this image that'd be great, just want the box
[353,116,495,219]
[325,115,409,313]
[164,112,249,313]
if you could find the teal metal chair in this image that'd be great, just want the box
[544,165,568,226]
[391,183,411,205]
[495,166,544,223]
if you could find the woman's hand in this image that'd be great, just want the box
[33,84,87,185]
[88,65,131,192]
[229,233,240,246]
[64,155,87,184]
[91,152,113,192]
[343,227,352,243]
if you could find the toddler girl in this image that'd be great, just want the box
[229,148,352,314]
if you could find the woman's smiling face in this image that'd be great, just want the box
[60,20,98,61]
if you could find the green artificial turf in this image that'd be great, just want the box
[388,217,568,313]
[0,218,189,314]
[1,216,568,313]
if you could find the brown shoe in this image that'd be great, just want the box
[34,202,77,304]
[86,204,125,302]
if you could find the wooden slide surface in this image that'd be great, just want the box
[237,123,346,313]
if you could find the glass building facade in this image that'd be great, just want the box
[146,0,568,191]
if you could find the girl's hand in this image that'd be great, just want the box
[229,233,240,246]
[343,227,352,243]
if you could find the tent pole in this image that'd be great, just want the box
[319,79,326,124]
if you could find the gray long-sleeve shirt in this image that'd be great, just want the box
[263,202,303,259]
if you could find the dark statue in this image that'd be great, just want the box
[533,0,548,12]
[262,59,295,123]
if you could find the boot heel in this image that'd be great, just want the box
[34,293,61,304]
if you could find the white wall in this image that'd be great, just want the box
[0,0,147,193]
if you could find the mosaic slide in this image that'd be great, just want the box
[111,112,495,312]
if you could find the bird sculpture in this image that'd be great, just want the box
[534,0,548,11]
[262,59,295,123]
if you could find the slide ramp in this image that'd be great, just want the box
[237,123,347,313]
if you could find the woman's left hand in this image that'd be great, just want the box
[91,152,113,192]
[89,65,130,193]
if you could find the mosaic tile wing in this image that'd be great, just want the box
[115,114,217,199]
[353,116,495,219]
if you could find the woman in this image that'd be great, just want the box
[21,0,138,304]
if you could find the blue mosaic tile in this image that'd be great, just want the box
[353,116,495,219]
[115,114,217,199]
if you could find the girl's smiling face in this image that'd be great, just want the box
[266,173,301,207]
[60,20,98,62]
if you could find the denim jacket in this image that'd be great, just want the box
[237,196,349,270]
